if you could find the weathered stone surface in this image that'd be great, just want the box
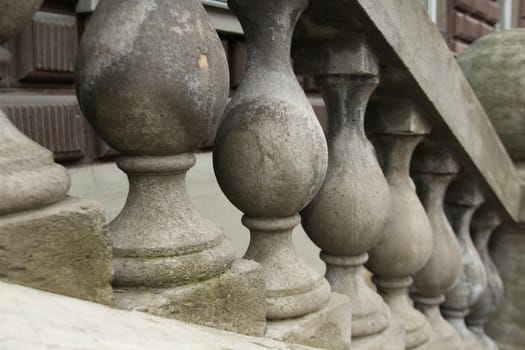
[75,0,229,155]
[0,197,113,305]
[366,95,433,350]
[75,0,253,332]
[214,0,331,323]
[266,293,351,350]
[458,29,525,161]
[0,281,319,350]
[442,179,487,350]
[294,36,393,345]
[113,259,266,337]
[411,146,464,350]
[487,222,525,350]
[467,207,503,350]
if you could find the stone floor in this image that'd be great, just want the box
[67,151,325,275]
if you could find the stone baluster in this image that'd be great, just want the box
[441,178,487,350]
[214,1,351,348]
[293,36,404,350]
[467,206,504,350]
[364,97,434,350]
[410,146,465,350]
[75,0,267,336]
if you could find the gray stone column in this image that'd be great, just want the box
[442,178,487,350]
[467,206,504,350]
[365,97,434,350]
[411,146,465,350]
[213,1,351,348]
[0,0,112,305]
[293,35,404,350]
[75,0,266,336]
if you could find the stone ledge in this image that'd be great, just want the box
[266,292,352,350]
[0,281,319,350]
[113,259,267,337]
[0,196,113,305]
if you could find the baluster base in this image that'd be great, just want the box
[375,277,432,349]
[266,292,352,350]
[445,310,484,350]
[111,154,236,288]
[323,253,391,337]
[113,259,267,337]
[243,215,331,320]
[352,316,406,350]
[414,295,464,350]
[468,320,500,350]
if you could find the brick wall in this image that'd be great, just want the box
[519,0,525,26]
[447,0,500,53]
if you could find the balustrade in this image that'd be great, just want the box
[293,35,404,350]
[213,0,351,348]
[411,145,464,350]
[365,81,434,350]
[467,206,504,350]
[442,178,487,350]
[0,0,519,349]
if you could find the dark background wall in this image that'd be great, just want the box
[0,0,523,166]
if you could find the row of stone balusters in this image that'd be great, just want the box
[73,0,505,349]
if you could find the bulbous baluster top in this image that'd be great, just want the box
[214,0,327,218]
[76,0,229,156]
